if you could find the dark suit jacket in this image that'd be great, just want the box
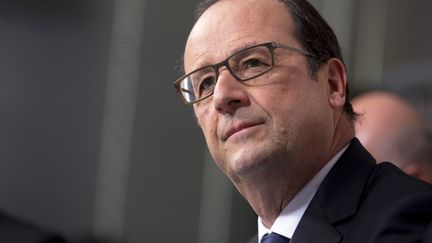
[370,192,432,243]
[247,138,432,243]
[0,211,65,243]
[424,221,432,243]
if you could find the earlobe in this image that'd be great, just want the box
[326,58,347,109]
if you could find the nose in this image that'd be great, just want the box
[212,69,249,115]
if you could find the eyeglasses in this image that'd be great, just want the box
[173,41,314,105]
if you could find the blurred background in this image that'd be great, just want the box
[0,0,431,242]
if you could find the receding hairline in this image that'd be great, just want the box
[184,0,297,71]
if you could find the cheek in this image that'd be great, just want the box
[194,106,219,145]
[259,79,329,131]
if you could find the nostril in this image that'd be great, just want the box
[228,99,242,106]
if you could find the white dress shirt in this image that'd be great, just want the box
[257,145,349,242]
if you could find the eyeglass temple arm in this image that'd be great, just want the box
[274,42,316,58]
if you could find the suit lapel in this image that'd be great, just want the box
[290,197,341,243]
[291,138,376,243]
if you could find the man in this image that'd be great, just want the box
[353,91,432,183]
[173,0,432,242]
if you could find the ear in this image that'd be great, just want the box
[325,58,347,109]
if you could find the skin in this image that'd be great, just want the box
[184,0,354,227]
[353,91,432,183]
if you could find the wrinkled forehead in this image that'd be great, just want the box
[183,0,296,72]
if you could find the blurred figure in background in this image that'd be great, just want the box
[353,91,432,183]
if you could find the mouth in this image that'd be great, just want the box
[222,121,265,141]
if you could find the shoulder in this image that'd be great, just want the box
[360,163,432,243]
[366,162,432,199]
[0,211,66,243]
[358,161,432,219]
[371,191,432,243]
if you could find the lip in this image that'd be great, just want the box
[222,121,264,141]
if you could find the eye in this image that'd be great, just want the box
[240,56,271,73]
[244,58,266,68]
[198,76,216,95]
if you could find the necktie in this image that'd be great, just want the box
[261,232,290,243]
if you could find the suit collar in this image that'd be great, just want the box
[316,138,376,223]
[290,197,342,243]
[291,138,376,243]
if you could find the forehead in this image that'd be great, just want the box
[184,0,297,71]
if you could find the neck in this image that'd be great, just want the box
[234,167,307,228]
[328,112,355,159]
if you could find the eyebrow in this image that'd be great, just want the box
[229,41,263,56]
[189,40,264,71]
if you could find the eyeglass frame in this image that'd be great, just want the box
[173,41,316,105]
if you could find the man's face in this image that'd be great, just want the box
[184,0,339,182]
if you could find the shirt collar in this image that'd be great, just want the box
[257,144,349,242]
